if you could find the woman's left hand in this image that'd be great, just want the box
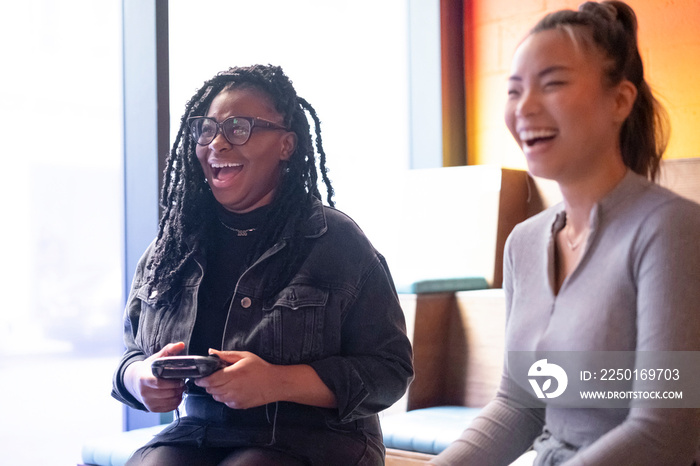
[194,350,276,409]
[194,349,337,410]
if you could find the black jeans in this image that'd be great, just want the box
[126,444,307,466]
[127,395,384,466]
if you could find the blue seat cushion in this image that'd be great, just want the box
[81,425,166,466]
[394,276,489,294]
[381,406,482,455]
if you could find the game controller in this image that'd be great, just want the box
[151,354,228,379]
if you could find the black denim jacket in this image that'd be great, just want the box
[112,199,414,424]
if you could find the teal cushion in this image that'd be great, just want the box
[81,425,166,466]
[381,406,482,454]
[394,276,489,294]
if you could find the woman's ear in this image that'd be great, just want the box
[280,132,297,161]
[613,79,638,124]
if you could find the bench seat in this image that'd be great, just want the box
[80,425,165,466]
[382,406,482,455]
[80,407,481,466]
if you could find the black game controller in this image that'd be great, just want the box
[151,355,228,379]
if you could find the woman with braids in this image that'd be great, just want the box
[111,64,413,466]
[431,2,700,465]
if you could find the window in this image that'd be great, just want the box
[0,1,124,464]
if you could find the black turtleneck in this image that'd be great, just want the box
[188,204,271,357]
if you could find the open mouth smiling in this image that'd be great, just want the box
[211,162,243,181]
[519,129,558,147]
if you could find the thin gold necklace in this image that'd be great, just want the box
[564,224,587,251]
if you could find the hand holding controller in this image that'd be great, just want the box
[151,354,229,379]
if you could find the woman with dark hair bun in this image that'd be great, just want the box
[111,64,413,466]
[432,2,700,465]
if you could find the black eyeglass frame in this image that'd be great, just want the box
[187,116,290,146]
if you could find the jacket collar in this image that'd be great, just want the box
[280,197,328,240]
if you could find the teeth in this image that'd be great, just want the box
[211,162,243,168]
[519,129,557,142]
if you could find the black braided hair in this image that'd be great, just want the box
[531,1,669,181]
[147,64,335,305]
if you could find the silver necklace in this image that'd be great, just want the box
[218,219,256,236]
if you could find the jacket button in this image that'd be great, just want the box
[241,297,252,308]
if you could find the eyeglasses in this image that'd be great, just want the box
[187,116,289,146]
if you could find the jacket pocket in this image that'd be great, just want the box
[133,284,163,355]
[262,284,328,364]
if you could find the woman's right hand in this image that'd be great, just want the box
[124,341,186,412]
